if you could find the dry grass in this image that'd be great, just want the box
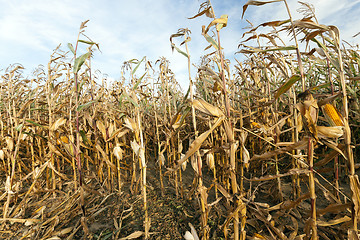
[1,1,360,239]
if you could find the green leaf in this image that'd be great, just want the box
[73,52,91,73]
[79,130,91,146]
[68,43,75,55]
[78,39,100,51]
[263,46,297,52]
[26,120,45,128]
[132,72,146,91]
[15,123,24,132]
[202,33,219,50]
[274,75,301,99]
[171,44,189,58]
[77,100,97,111]
[309,83,330,91]
[132,56,145,76]
[78,39,96,45]
[184,85,190,101]
[240,46,297,54]
[121,91,139,108]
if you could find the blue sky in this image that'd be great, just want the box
[1,0,359,90]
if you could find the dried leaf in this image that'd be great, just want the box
[204,15,228,34]
[184,231,195,240]
[188,223,200,240]
[192,98,224,117]
[158,152,165,166]
[188,7,213,19]
[206,152,215,170]
[317,216,351,226]
[139,147,146,168]
[96,144,117,171]
[176,116,224,169]
[130,140,140,156]
[119,231,144,240]
[350,175,360,218]
[96,120,107,140]
[50,117,67,131]
[178,141,183,153]
[242,146,250,168]
[107,128,129,142]
[191,154,201,175]
[317,203,351,216]
[293,18,329,31]
[314,144,345,167]
[180,154,187,171]
[113,146,123,161]
[251,137,308,161]
[246,168,310,182]
[322,140,347,160]
[239,46,297,54]
[317,126,343,139]
[5,136,14,151]
[242,0,283,19]
[124,117,138,133]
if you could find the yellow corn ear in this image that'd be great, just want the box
[322,103,344,126]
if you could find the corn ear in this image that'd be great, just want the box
[322,103,344,126]
[206,152,215,170]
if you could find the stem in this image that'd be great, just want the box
[335,31,357,233]
[73,29,82,190]
[283,0,305,91]
[210,2,241,238]
[184,30,208,239]
[308,137,318,239]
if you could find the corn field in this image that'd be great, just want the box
[1,1,360,239]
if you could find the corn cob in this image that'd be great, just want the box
[322,103,344,126]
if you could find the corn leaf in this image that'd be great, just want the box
[274,75,301,99]
[131,56,145,75]
[175,116,224,169]
[242,0,283,19]
[67,43,75,55]
[171,43,189,58]
[202,33,219,51]
[77,100,97,111]
[73,52,91,73]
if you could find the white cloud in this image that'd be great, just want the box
[0,0,359,88]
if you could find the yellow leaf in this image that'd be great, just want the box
[50,117,67,131]
[193,99,224,117]
[113,145,123,161]
[204,15,228,34]
[96,120,107,140]
[317,216,351,226]
[176,116,224,169]
[317,126,344,139]
[119,231,144,240]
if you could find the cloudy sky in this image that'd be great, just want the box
[1,0,359,90]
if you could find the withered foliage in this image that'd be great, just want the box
[1,1,360,239]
